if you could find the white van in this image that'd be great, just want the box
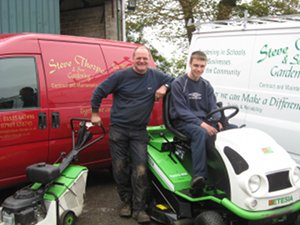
[188,14,300,162]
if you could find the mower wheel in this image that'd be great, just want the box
[194,211,225,225]
[171,218,194,225]
[60,210,77,225]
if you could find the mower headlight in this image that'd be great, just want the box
[248,175,261,193]
[291,166,300,186]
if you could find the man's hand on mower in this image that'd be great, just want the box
[91,112,102,126]
[201,122,218,136]
[218,122,223,131]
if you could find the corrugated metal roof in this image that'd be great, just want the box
[0,0,60,34]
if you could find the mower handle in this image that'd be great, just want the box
[59,118,106,173]
[70,118,105,132]
[70,118,106,149]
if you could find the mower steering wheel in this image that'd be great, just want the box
[205,106,239,129]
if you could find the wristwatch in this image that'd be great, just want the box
[164,83,170,89]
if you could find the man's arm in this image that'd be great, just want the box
[171,79,219,136]
[155,84,169,101]
[90,72,119,125]
[202,82,220,135]
[90,86,105,125]
[91,112,102,125]
[200,121,218,136]
[155,71,174,101]
[171,80,201,125]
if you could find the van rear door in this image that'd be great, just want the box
[0,56,49,187]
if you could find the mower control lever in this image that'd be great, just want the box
[160,132,170,143]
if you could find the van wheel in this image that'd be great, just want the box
[194,211,225,225]
[60,210,77,225]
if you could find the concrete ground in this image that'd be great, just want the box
[0,168,158,225]
[2,169,299,225]
[76,168,158,225]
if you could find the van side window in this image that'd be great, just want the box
[0,57,39,110]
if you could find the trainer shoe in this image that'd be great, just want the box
[132,210,151,224]
[191,176,206,189]
[119,203,131,217]
[190,176,206,197]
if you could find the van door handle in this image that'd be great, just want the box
[52,112,60,128]
[38,112,47,129]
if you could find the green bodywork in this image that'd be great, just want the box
[148,125,191,192]
[31,164,87,201]
[147,125,300,221]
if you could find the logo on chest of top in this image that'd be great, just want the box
[188,92,202,100]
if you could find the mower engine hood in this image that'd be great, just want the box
[214,127,300,211]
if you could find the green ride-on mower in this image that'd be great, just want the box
[147,92,300,225]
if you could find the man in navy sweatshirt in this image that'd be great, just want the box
[170,51,221,195]
[91,46,173,224]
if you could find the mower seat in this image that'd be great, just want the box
[163,91,189,142]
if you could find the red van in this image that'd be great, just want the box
[0,33,163,189]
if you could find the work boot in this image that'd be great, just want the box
[190,176,206,197]
[132,210,151,223]
[119,203,131,217]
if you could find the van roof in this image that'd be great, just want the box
[193,14,300,34]
[0,33,139,55]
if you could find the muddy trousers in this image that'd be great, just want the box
[109,125,149,212]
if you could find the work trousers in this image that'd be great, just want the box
[109,125,149,211]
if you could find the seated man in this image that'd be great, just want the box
[169,50,221,192]
[19,87,37,107]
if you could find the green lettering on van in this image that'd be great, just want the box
[257,44,289,64]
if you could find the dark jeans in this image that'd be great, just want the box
[109,125,149,211]
[175,121,208,178]
[174,121,238,178]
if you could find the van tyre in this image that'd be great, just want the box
[194,211,225,225]
[60,210,77,225]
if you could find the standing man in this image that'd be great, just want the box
[91,46,173,223]
[170,50,221,194]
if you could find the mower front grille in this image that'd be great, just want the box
[267,170,292,192]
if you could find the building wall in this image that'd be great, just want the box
[60,6,106,38]
[60,0,120,40]
[0,0,60,34]
[104,0,120,40]
[0,0,122,40]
